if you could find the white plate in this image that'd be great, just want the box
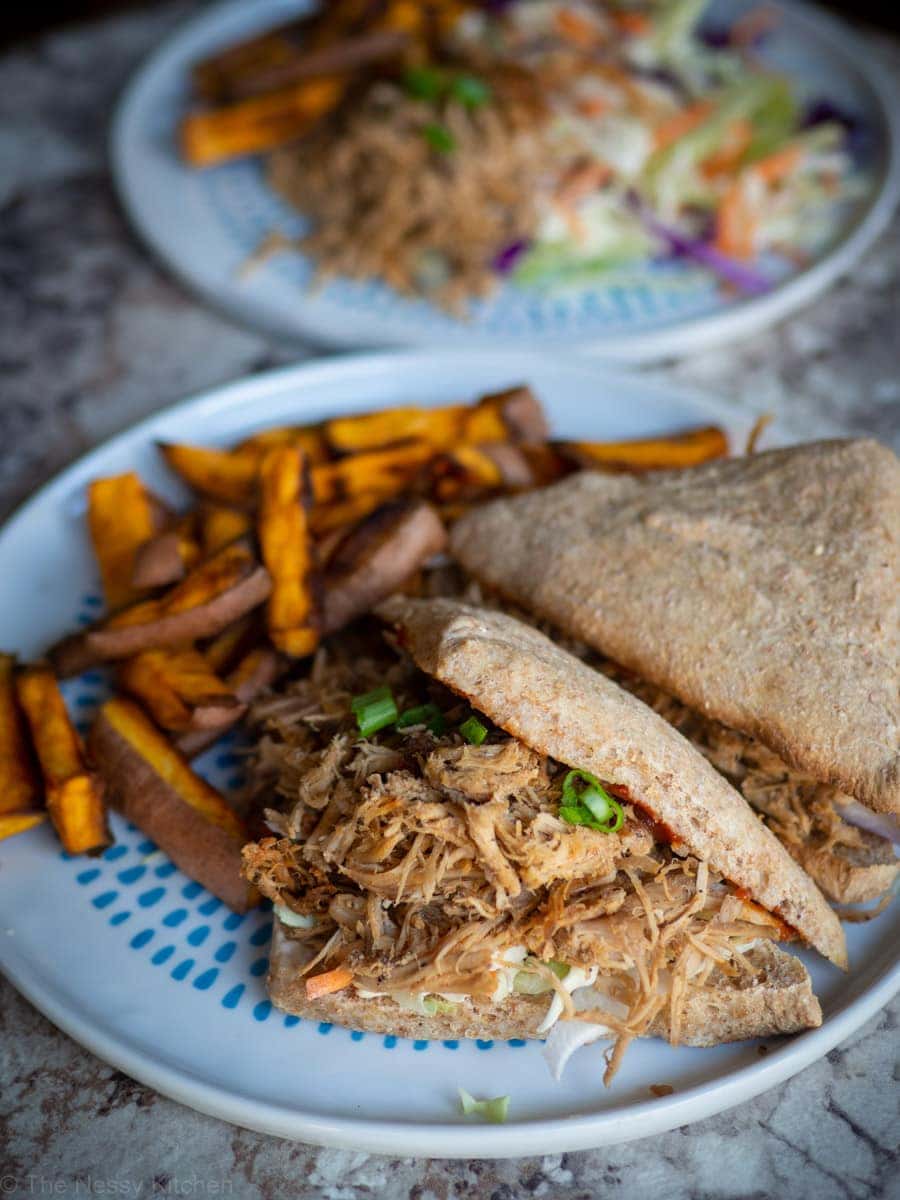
[110,0,900,361]
[0,351,897,1157]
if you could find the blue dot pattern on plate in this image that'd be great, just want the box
[200,157,809,344]
[59,592,524,1057]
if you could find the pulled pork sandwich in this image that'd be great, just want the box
[451,439,900,907]
[243,599,844,1082]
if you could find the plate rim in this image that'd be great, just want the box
[109,0,900,361]
[2,349,898,1155]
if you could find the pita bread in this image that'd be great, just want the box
[450,439,900,816]
[269,924,821,1045]
[377,596,846,967]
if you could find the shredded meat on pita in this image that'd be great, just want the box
[243,642,787,1079]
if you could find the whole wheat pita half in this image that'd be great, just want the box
[376,596,846,968]
[268,924,821,1046]
[450,439,900,816]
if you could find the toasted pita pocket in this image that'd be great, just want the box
[450,440,900,816]
[268,925,820,1046]
[377,597,845,967]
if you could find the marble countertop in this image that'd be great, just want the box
[1,3,898,1195]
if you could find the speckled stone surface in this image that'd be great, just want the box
[0,3,898,1195]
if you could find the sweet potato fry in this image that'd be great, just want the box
[234,426,331,466]
[309,493,391,538]
[425,444,536,503]
[258,447,319,658]
[0,811,48,843]
[0,654,41,815]
[461,386,549,444]
[556,426,729,472]
[322,500,447,634]
[203,614,263,675]
[177,646,284,759]
[198,503,253,554]
[311,442,436,505]
[51,540,272,674]
[324,407,467,455]
[158,442,259,507]
[88,473,161,609]
[118,649,242,734]
[322,386,548,455]
[89,698,257,911]
[132,514,202,590]
[181,75,346,167]
[16,664,110,855]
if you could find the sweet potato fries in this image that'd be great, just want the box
[1,381,728,917]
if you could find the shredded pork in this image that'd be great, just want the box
[243,639,785,1079]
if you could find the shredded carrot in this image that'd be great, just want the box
[556,159,613,206]
[751,142,803,186]
[653,100,715,151]
[715,178,758,260]
[305,965,353,1000]
[702,118,753,177]
[555,8,598,48]
[612,10,651,36]
[576,95,610,119]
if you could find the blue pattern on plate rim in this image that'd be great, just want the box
[203,158,805,339]
[61,591,512,1053]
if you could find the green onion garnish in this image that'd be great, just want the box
[423,122,456,154]
[450,73,491,108]
[403,65,446,101]
[458,1088,509,1123]
[460,716,488,745]
[559,769,624,834]
[396,703,446,735]
[351,685,398,738]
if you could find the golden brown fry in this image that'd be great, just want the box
[90,698,257,911]
[311,442,435,505]
[0,653,41,816]
[234,426,331,465]
[158,442,259,506]
[322,499,447,634]
[52,540,272,673]
[198,503,253,554]
[132,514,202,590]
[181,75,346,167]
[462,386,549,444]
[118,649,242,734]
[15,664,110,855]
[324,407,466,455]
[322,386,548,455]
[258,447,319,658]
[0,811,48,842]
[556,427,729,472]
[177,646,284,759]
[202,614,262,675]
[309,493,390,538]
[88,473,160,610]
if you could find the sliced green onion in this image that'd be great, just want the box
[396,703,446,735]
[513,960,570,995]
[460,716,488,745]
[450,73,491,108]
[458,1087,509,1123]
[559,769,624,833]
[351,684,398,737]
[423,122,456,154]
[423,995,457,1015]
[403,64,446,101]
